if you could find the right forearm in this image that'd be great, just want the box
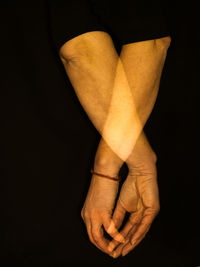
[59,31,118,132]
[60,31,142,162]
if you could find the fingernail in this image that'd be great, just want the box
[112,252,117,258]
[116,234,125,243]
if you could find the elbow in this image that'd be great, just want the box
[58,33,92,63]
[59,41,83,64]
[59,31,113,64]
[155,36,172,50]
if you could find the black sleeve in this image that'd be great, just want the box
[90,0,171,46]
[48,0,170,52]
[48,0,107,52]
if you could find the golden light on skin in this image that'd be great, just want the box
[60,31,171,256]
[101,57,143,162]
[60,31,143,162]
[60,31,171,163]
[101,37,170,162]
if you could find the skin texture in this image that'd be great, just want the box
[59,32,171,257]
[60,32,170,162]
[81,171,123,254]
[60,31,142,162]
[82,131,158,258]
[108,131,159,258]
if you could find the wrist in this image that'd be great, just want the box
[93,157,123,178]
[93,137,124,177]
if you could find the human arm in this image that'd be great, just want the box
[80,36,171,256]
[106,130,159,258]
[59,31,144,162]
[92,36,171,171]
[59,31,170,162]
[49,0,171,257]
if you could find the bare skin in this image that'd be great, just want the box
[82,131,159,257]
[60,31,141,162]
[108,131,159,258]
[60,32,170,162]
[59,32,171,257]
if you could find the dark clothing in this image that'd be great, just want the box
[49,0,170,52]
[0,1,199,266]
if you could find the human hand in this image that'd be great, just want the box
[107,133,160,258]
[81,173,126,256]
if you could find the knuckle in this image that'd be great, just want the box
[154,205,160,215]
[88,235,95,245]
[81,210,84,219]
[92,233,99,243]
[129,217,138,226]
[148,203,160,217]
[140,221,147,228]
[155,36,171,49]
[84,211,90,219]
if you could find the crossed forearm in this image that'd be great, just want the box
[59,31,171,164]
[94,36,171,174]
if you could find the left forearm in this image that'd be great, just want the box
[119,37,171,127]
[94,37,171,172]
[60,32,170,166]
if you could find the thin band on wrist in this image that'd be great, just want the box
[90,169,121,182]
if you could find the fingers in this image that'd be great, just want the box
[81,209,125,256]
[120,209,158,257]
[121,225,150,256]
[102,213,126,243]
[129,208,157,245]
[107,216,134,253]
[112,223,138,258]
[107,209,143,253]
[83,216,105,253]
[81,209,111,254]
[106,201,126,253]
[90,217,111,254]
[110,222,138,257]
[112,200,126,229]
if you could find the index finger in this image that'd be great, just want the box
[91,224,111,252]
[102,214,126,243]
[90,215,114,255]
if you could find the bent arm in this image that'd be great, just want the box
[94,36,171,173]
[59,31,171,163]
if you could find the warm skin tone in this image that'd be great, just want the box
[89,131,159,258]
[60,31,170,162]
[60,31,141,162]
[59,32,171,257]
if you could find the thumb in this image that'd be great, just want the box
[112,200,126,230]
[102,213,125,243]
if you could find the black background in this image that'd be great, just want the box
[0,1,199,266]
